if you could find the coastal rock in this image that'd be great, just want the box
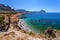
[45,27,56,38]
[18,19,32,32]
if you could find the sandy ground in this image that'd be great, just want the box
[0,29,60,40]
[0,29,44,40]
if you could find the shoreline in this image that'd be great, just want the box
[18,19,32,32]
[0,13,60,40]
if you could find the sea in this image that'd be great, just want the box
[19,12,60,34]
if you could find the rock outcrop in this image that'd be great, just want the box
[18,19,32,32]
[45,27,56,38]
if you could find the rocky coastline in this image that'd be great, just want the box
[0,13,60,40]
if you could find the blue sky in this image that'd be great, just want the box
[0,0,60,12]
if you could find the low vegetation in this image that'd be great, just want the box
[0,10,16,14]
[0,16,5,25]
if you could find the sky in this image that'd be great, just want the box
[0,0,60,12]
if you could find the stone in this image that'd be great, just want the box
[45,27,56,38]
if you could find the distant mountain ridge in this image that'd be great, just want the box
[0,4,46,13]
[15,9,29,12]
[15,9,46,13]
[0,4,15,11]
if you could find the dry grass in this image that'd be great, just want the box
[0,30,44,40]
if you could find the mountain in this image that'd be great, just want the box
[0,4,15,11]
[15,9,46,13]
[40,10,46,13]
[15,9,29,12]
[30,10,46,13]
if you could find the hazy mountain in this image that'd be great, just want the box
[40,10,46,13]
[0,4,15,11]
[30,10,46,13]
[15,9,29,12]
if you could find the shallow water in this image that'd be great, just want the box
[19,12,60,34]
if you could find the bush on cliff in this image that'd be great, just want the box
[0,16,5,25]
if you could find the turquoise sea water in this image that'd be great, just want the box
[20,12,60,34]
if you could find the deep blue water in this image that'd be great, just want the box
[20,12,60,34]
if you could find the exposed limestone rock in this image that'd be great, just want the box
[18,19,32,32]
[45,27,56,38]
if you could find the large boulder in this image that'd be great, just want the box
[45,27,56,38]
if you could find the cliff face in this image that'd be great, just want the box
[0,4,14,11]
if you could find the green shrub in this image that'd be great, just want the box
[0,16,5,24]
